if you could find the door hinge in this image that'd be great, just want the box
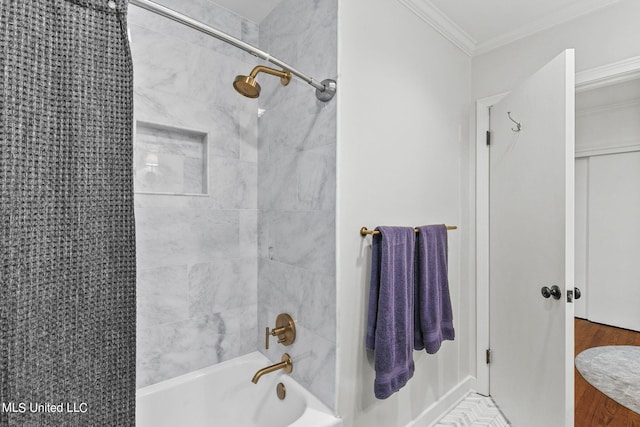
[486,349,492,364]
[486,130,491,146]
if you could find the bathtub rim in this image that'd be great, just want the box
[137,351,268,397]
[136,350,341,423]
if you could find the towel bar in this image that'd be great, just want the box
[360,226,457,236]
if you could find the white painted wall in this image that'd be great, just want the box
[472,0,640,100]
[336,1,473,425]
[576,78,640,156]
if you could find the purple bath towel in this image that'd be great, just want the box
[366,226,416,399]
[414,225,455,354]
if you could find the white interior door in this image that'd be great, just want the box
[489,50,575,427]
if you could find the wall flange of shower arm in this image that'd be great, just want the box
[129,0,337,102]
[315,79,337,102]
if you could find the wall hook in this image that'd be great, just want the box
[507,112,522,132]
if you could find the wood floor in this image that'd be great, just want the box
[575,318,640,427]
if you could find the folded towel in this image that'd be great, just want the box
[366,226,416,399]
[414,225,455,354]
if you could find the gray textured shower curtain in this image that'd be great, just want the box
[1,1,136,425]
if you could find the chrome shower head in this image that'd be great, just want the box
[233,66,292,99]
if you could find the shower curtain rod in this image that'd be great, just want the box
[128,0,337,102]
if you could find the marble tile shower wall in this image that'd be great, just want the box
[257,0,338,409]
[129,0,260,388]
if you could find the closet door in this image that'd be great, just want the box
[588,151,640,331]
[574,158,588,319]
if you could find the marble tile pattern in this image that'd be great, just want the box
[130,0,259,388]
[257,0,338,410]
[434,393,511,426]
[135,122,207,195]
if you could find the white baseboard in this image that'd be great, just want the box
[404,376,476,427]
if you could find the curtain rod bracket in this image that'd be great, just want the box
[316,79,337,102]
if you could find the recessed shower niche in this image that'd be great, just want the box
[134,121,208,195]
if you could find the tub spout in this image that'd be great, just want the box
[251,353,293,384]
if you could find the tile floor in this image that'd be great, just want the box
[433,392,510,426]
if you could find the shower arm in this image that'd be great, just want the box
[249,66,291,84]
[128,0,336,102]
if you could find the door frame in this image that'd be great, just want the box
[475,55,640,396]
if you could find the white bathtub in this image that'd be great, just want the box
[136,352,342,427]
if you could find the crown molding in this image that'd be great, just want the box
[398,0,476,57]
[474,0,623,55]
[576,56,640,92]
[400,0,624,57]
[576,98,640,117]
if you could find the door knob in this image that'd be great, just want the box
[541,285,561,300]
[574,287,581,300]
